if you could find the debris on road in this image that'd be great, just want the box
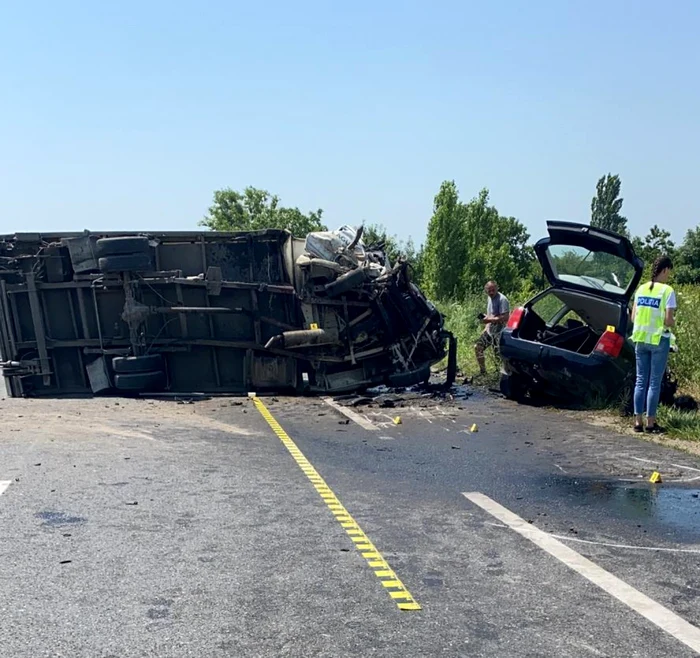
[649,471,662,484]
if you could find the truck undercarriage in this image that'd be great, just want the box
[0,229,455,397]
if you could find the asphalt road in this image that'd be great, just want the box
[1,383,700,657]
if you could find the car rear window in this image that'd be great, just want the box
[545,245,636,295]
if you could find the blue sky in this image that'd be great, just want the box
[1,1,698,245]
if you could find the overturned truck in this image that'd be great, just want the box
[0,228,455,397]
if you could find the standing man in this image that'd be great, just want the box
[475,280,510,376]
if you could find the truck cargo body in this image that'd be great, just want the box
[0,229,452,397]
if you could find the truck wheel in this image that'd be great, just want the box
[499,373,527,401]
[114,370,165,392]
[388,365,431,388]
[113,354,164,374]
[98,253,152,273]
[96,236,150,257]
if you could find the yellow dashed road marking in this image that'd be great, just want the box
[252,397,421,612]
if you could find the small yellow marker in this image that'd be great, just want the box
[310,323,319,330]
[470,423,479,433]
[393,416,402,425]
[649,471,662,484]
[606,325,616,333]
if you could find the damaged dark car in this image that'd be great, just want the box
[0,227,455,398]
[499,221,675,407]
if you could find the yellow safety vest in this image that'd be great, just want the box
[631,281,674,346]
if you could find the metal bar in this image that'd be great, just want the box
[175,283,188,337]
[153,306,241,314]
[250,290,262,346]
[0,282,12,361]
[25,272,51,384]
[66,291,88,388]
[200,236,207,273]
[342,296,356,365]
[66,290,80,339]
[203,275,222,388]
[23,337,388,364]
[6,279,297,295]
[8,293,23,343]
[348,309,372,328]
[0,280,17,357]
[306,297,372,308]
[76,287,91,339]
[91,285,105,353]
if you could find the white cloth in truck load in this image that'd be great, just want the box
[304,225,365,265]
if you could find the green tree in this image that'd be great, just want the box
[422,181,467,300]
[675,226,700,284]
[460,189,534,295]
[632,225,675,267]
[422,183,534,299]
[200,186,326,236]
[591,174,628,236]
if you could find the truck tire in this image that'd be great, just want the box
[113,354,164,374]
[500,372,527,402]
[114,370,165,392]
[96,236,150,257]
[388,364,431,389]
[98,253,152,273]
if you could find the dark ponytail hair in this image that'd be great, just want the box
[650,255,673,290]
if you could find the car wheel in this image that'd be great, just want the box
[98,253,152,273]
[113,354,164,374]
[96,236,150,257]
[114,370,166,392]
[499,372,527,401]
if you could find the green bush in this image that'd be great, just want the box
[669,285,700,395]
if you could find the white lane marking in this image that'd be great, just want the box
[322,398,378,431]
[0,481,11,496]
[554,463,567,474]
[463,492,700,654]
[548,534,700,555]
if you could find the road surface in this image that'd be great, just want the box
[1,385,699,657]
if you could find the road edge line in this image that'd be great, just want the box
[463,492,700,654]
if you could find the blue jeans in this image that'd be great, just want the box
[634,338,671,418]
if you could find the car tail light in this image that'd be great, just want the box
[506,307,524,330]
[594,330,624,358]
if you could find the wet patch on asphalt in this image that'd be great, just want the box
[533,475,700,541]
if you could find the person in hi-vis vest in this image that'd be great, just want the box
[630,255,676,434]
